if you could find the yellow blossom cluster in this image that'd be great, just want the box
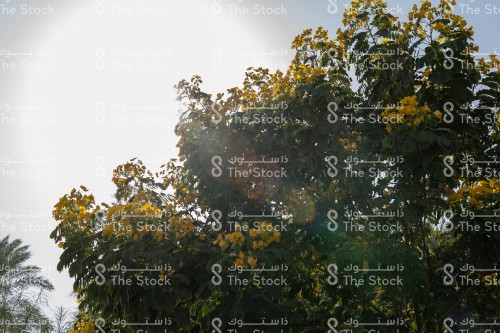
[249,221,281,249]
[476,54,500,75]
[338,138,357,151]
[381,95,442,133]
[448,179,500,209]
[69,315,95,333]
[292,64,327,82]
[168,216,195,239]
[342,0,387,27]
[212,221,282,252]
[139,203,163,217]
[112,160,148,187]
[399,0,472,43]
[213,231,245,251]
[439,0,457,12]
[451,15,469,31]
[432,22,445,31]
[234,251,258,268]
[171,179,197,205]
[93,200,195,241]
[222,27,336,109]
[105,201,163,222]
[101,201,171,240]
[338,132,363,152]
[53,186,95,226]
[101,223,115,238]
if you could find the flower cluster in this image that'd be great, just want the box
[234,251,258,268]
[69,315,96,333]
[448,179,500,209]
[382,95,442,132]
[249,221,281,249]
[213,231,245,251]
[338,132,363,152]
[53,186,95,226]
[292,64,327,82]
[477,54,500,75]
[100,200,195,241]
[212,221,282,252]
[112,160,148,186]
[168,216,195,239]
[342,0,387,28]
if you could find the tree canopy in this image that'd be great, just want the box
[51,0,499,332]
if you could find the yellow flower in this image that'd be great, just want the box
[225,231,245,245]
[448,188,465,204]
[154,230,164,241]
[247,256,257,267]
[313,67,326,76]
[386,125,393,133]
[234,251,245,267]
[235,258,244,267]
[249,228,257,237]
[102,224,114,238]
[432,22,445,30]
[219,240,229,251]
[434,110,442,118]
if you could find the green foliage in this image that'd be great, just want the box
[0,236,53,333]
[51,1,499,332]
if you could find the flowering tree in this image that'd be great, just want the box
[52,0,499,332]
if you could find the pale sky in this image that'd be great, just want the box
[0,0,497,314]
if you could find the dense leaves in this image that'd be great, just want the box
[0,236,53,333]
[52,1,499,332]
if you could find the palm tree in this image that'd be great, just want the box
[0,235,53,333]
